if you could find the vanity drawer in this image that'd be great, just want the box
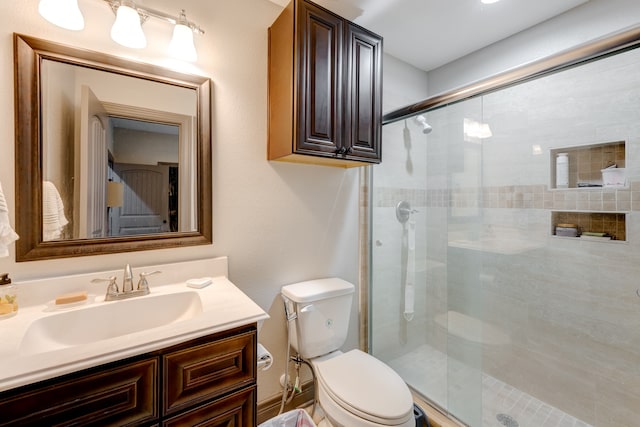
[0,358,158,426]
[162,386,256,427]
[163,328,256,415]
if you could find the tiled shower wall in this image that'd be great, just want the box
[370,44,640,426]
[376,184,639,241]
[375,183,640,212]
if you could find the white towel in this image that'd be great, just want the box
[42,181,69,241]
[0,181,19,257]
[404,220,415,321]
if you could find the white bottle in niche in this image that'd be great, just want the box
[556,153,569,188]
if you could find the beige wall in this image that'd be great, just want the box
[0,0,360,403]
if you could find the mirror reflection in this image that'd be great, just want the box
[14,34,211,261]
[40,59,198,241]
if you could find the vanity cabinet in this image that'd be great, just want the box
[0,359,158,426]
[268,0,383,167]
[0,324,256,427]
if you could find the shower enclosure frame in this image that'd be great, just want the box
[381,25,640,126]
[360,23,640,424]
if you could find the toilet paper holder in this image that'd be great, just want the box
[257,343,273,371]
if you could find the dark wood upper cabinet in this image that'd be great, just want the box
[268,0,382,167]
[296,2,343,156]
[345,24,383,162]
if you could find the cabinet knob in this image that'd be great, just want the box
[336,147,347,155]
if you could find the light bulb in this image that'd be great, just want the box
[169,11,198,62]
[110,2,146,49]
[169,23,197,62]
[39,0,84,31]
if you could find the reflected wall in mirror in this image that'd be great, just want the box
[14,34,212,261]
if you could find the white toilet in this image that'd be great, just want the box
[281,278,414,427]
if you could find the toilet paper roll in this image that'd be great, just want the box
[257,343,273,371]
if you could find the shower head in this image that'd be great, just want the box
[415,115,433,134]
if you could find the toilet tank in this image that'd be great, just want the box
[281,278,354,359]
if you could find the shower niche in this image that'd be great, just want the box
[549,141,626,190]
[551,211,627,242]
[549,142,629,242]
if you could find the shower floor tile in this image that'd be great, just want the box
[387,344,593,427]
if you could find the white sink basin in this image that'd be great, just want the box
[20,291,203,354]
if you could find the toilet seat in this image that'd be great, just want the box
[313,350,414,426]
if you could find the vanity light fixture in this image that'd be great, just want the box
[167,10,198,62]
[110,0,146,48]
[38,0,204,61]
[105,0,204,59]
[38,0,85,31]
[481,0,501,4]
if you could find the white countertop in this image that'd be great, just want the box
[0,257,269,392]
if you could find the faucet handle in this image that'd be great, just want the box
[91,276,119,298]
[137,270,161,293]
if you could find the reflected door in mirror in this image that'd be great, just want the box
[111,164,171,236]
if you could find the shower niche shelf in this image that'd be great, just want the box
[549,141,626,190]
[551,211,627,242]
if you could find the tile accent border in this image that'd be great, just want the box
[374,181,640,212]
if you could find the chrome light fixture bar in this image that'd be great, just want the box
[38,0,204,61]
[104,0,203,59]
[102,0,204,36]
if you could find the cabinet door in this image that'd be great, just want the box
[163,330,255,415]
[162,387,255,427]
[0,358,158,427]
[344,24,382,163]
[296,0,344,156]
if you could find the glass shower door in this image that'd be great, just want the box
[370,96,485,426]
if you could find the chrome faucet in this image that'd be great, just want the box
[122,264,134,293]
[92,265,161,301]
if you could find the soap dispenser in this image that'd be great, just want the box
[0,273,17,316]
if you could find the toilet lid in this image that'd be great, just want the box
[314,350,413,425]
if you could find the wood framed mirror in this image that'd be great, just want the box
[14,34,212,261]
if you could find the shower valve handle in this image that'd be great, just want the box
[396,201,418,223]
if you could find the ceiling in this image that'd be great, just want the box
[111,117,179,135]
[266,0,589,71]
